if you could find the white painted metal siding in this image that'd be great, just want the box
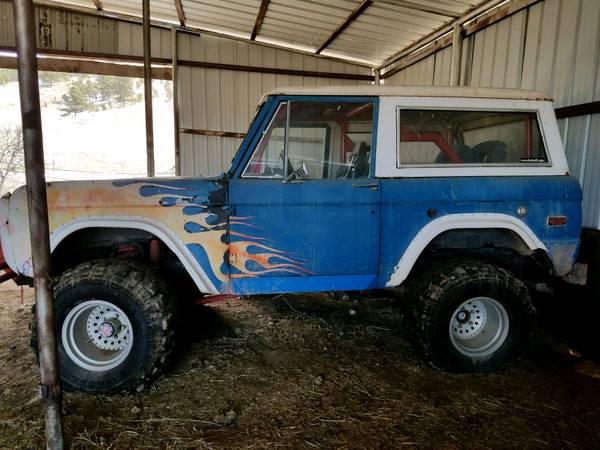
[117,22,173,59]
[384,53,436,86]
[386,0,600,229]
[0,1,16,47]
[0,1,172,58]
[1,1,121,54]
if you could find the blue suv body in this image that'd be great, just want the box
[0,86,582,391]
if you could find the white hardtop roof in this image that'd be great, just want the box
[262,86,552,102]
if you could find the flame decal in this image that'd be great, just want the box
[113,179,312,291]
[229,241,311,278]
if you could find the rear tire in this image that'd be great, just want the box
[32,259,175,394]
[407,260,535,372]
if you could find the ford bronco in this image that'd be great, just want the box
[0,86,582,393]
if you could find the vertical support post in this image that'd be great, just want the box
[171,26,181,176]
[143,0,155,177]
[12,1,64,449]
[450,22,463,87]
[373,68,380,85]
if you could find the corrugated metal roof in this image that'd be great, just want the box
[36,0,490,66]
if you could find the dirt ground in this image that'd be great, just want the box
[0,283,599,449]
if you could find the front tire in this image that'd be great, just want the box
[32,259,175,394]
[408,260,535,372]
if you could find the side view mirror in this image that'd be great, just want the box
[285,161,309,182]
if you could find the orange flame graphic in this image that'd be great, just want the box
[229,240,313,278]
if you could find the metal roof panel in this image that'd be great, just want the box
[34,0,493,66]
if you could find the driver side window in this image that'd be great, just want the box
[243,102,288,178]
[242,100,374,179]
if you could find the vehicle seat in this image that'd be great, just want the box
[470,140,507,163]
[336,154,355,178]
[336,142,370,178]
[353,142,370,178]
[435,143,471,164]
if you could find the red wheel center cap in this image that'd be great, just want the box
[456,310,470,323]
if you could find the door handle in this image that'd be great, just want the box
[352,182,378,190]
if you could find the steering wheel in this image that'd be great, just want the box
[279,150,294,177]
[286,161,310,181]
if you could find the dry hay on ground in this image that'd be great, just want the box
[0,285,599,448]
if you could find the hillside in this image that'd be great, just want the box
[0,73,175,194]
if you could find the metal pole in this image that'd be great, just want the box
[143,0,155,177]
[12,1,64,449]
[450,23,463,86]
[171,26,181,176]
[374,68,380,85]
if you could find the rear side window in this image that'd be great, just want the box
[396,109,548,167]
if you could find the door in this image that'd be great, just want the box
[228,98,380,295]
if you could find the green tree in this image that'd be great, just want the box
[95,76,136,107]
[0,69,18,86]
[39,71,69,87]
[59,77,95,116]
[164,81,173,102]
[114,77,136,106]
[0,125,24,193]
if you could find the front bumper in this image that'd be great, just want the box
[0,194,20,284]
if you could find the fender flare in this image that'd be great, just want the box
[49,216,220,294]
[385,213,548,287]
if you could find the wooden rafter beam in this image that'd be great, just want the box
[173,0,186,26]
[0,55,172,79]
[91,0,103,11]
[555,101,600,119]
[316,0,372,54]
[250,0,270,40]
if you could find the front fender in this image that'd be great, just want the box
[0,182,225,294]
[50,216,220,294]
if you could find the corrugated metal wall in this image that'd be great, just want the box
[385,0,600,229]
[0,1,173,58]
[176,32,372,176]
[1,1,117,54]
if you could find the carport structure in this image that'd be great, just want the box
[5,0,600,447]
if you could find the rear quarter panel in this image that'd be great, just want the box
[379,176,582,287]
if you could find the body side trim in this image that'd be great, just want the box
[385,213,548,288]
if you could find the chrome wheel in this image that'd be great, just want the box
[61,300,133,372]
[449,296,509,359]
